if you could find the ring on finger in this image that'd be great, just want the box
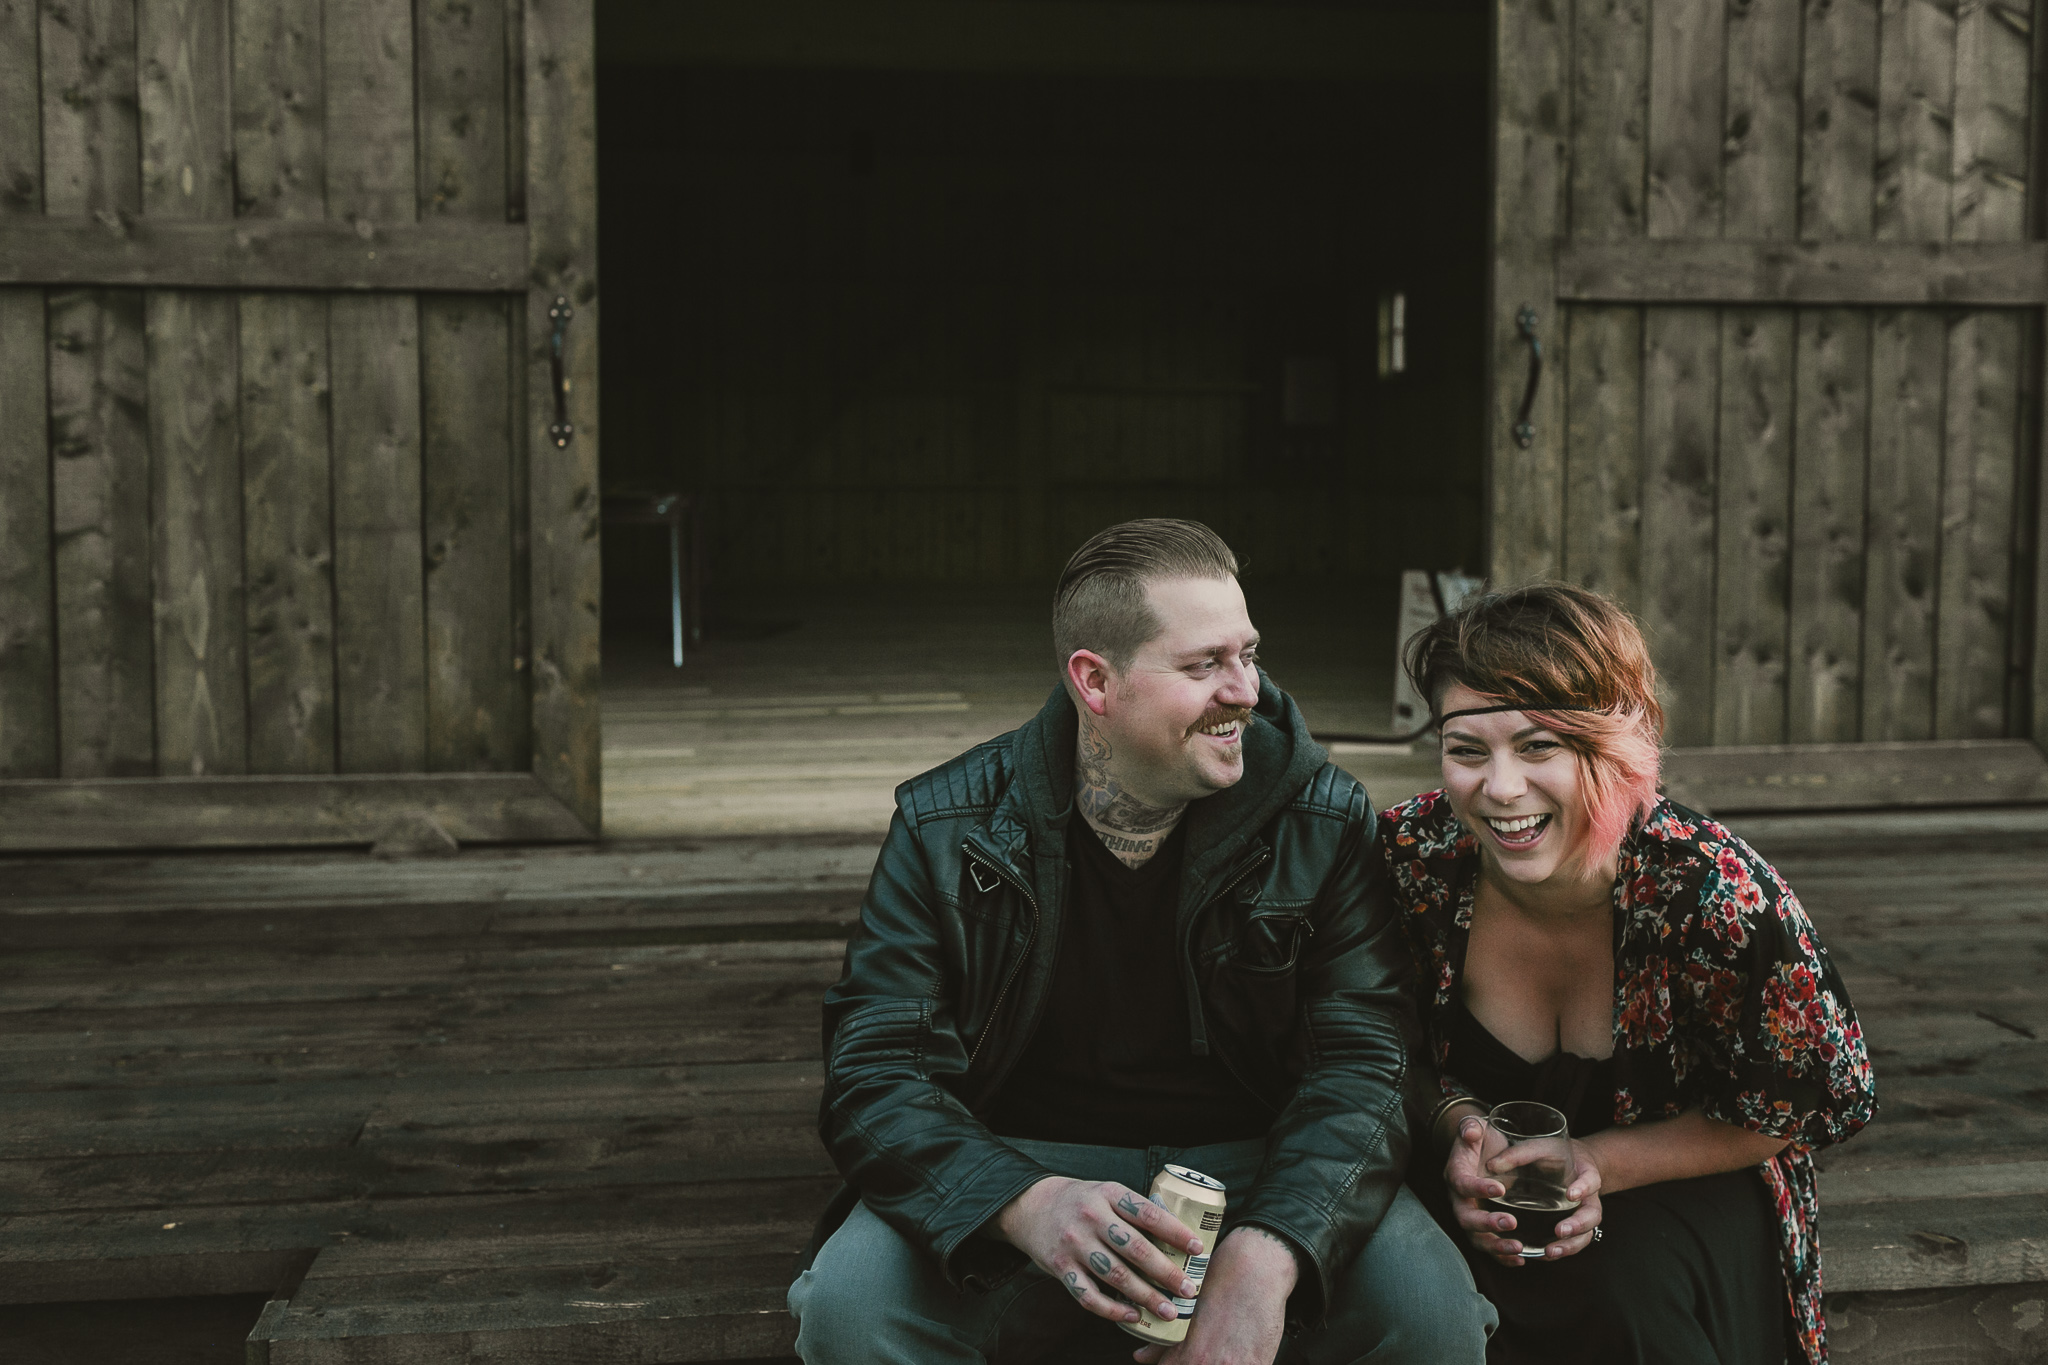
[1591,1227,1604,1244]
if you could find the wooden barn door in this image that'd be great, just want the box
[1490,0,2048,791]
[0,0,599,849]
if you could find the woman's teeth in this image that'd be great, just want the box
[1486,813,1550,840]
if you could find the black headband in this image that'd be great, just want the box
[1436,703,1604,725]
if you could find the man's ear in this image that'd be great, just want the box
[1065,650,1115,717]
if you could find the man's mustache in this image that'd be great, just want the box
[1186,705,1255,739]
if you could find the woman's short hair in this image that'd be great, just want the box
[1053,519,1240,672]
[1405,582,1664,863]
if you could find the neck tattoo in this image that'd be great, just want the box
[1076,722,1186,869]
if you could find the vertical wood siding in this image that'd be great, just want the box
[0,0,54,778]
[1556,0,2040,745]
[11,0,537,782]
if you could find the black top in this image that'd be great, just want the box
[987,819,1269,1148]
[1443,993,1617,1138]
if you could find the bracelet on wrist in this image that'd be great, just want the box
[1426,1093,1484,1145]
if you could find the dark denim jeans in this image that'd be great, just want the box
[789,1137,1494,1365]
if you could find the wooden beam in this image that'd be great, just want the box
[1558,239,2048,305]
[0,774,590,851]
[1662,739,2048,813]
[0,218,528,292]
[596,0,1485,78]
[526,0,604,834]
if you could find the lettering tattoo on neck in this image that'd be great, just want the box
[1076,722,1186,869]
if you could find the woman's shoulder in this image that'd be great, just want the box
[1378,788,1472,862]
[1627,796,1804,945]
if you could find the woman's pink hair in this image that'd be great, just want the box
[1405,583,1665,870]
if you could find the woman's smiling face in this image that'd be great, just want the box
[1437,682,1590,887]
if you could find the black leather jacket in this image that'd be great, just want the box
[807,676,1416,1317]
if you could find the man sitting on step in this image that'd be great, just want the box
[789,519,1493,1365]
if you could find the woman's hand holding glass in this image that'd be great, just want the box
[1443,1111,1606,1266]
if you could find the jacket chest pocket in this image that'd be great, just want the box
[1232,909,1310,974]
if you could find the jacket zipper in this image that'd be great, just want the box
[964,845,1039,1066]
[1179,848,1274,1060]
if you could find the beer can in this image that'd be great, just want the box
[1116,1164,1228,1346]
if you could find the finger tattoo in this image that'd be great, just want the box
[1116,1194,1146,1218]
[1088,1251,1114,1277]
[1065,1271,1085,1299]
[1105,1223,1131,1247]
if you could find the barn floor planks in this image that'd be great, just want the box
[2,815,2045,1360]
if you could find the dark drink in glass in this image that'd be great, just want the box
[1481,1192,1581,1255]
[1481,1101,1582,1259]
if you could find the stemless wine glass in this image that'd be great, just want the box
[1480,1100,1582,1259]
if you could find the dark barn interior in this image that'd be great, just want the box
[595,2,1491,669]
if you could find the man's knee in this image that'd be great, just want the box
[790,1203,963,1365]
[1309,1186,1494,1364]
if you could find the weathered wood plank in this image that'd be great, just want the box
[1722,0,1800,238]
[40,0,140,216]
[329,295,428,773]
[0,289,54,778]
[231,0,324,219]
[0,773,588,851]
[234,0,334,778]
[1874,0,1955,242]
[1950,0,2031,244]
[1829,1283,2048,1363]
[0,1,52,778]
[422,299,525,772]
[1935,309,2023,738]
[0,0,41,215]
[1789,310,1872,742]
[1799,0,1880,240]
[239,293,336,775]
[0,217,529,291]
[526,0,602,830]
[325,0,427,775]
[1661,737,2048,811]
[1557,237,2048,302]
[43,0,154,779]
[1645,0,1724,238]
[1711,310,1793,744]
[418,0,523,775]
[48,288,155,778]
[138,0,232,219]
[140,0,244,778]
[146,291,246,775]
[1861,309,1945,740]
[1640,309,1720,745]
[1568,0,1646,241]
[1562,307,1643,610]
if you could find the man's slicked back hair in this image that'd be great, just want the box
[1052,519,1240,674]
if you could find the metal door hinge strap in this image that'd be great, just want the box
[549,296,575,449]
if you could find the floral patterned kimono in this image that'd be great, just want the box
[1379,790,1877,1364]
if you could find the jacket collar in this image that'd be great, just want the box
[969,670,1329,900]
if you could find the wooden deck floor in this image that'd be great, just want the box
[3,809,2045,1361]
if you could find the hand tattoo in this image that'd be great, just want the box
[1065,1271,1085,1298]
[1075,722,1186,838]
[1088,1251,1114,1276]
[1116,1193,1146,1218]
[1106,1223,1131,1247]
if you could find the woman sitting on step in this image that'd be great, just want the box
[1378,583,1875,1365]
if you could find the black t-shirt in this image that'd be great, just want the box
[985,819,1269,1148]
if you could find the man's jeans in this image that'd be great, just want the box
[788,1137,1495,1364]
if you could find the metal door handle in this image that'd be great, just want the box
[548,296,575,449]
[1513,306,1541,449]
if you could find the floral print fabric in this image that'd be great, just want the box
[1380,790,1876,1365]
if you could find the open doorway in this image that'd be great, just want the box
[594,2,1490,838]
